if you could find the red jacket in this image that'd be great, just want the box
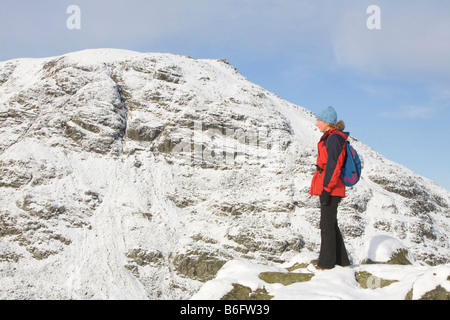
[310,129,348,198]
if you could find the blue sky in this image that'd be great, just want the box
[1,0,449,190]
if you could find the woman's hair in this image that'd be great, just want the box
[329,120,345,131]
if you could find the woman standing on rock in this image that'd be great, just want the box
[310,106,351,270]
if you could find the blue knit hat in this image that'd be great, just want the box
[317,106,337,124]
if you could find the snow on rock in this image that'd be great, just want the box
[0,49,449,300]
[192,257,450,300]
[363,235,412,264]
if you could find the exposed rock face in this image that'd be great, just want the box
[0,49,449,299]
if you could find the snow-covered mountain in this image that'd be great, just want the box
[0,49,449,300]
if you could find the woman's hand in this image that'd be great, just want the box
[320,190,331,206]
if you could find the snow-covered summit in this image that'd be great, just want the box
[0,49,449,299]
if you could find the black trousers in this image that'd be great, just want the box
[318,195,350,269]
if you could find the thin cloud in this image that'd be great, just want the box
[380,105,436,119]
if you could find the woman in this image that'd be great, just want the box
[310,106,350,270]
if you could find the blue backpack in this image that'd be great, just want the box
[340,141,362,187]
